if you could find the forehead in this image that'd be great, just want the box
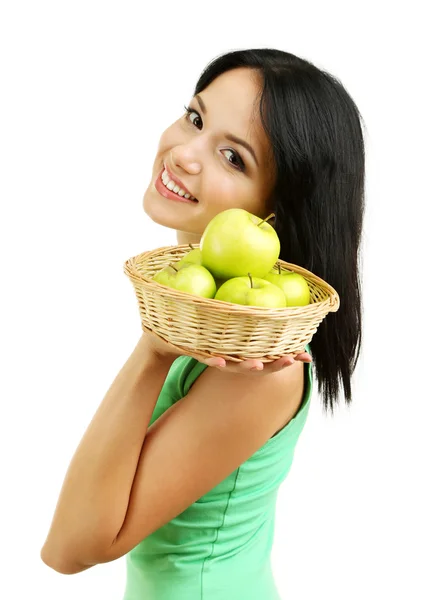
[196,68,268,149]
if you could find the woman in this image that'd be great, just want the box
[41,49,365,599]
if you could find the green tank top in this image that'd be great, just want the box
[122,345,313,600]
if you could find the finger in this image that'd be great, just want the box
[234,357,291,373]
[272,355,296,371]
[204,358,266,373]
[202,357,226,368]
[294,352,312,362]
[222,359,264,372]
[241,360,264,371]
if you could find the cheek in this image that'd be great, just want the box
[204,172,238,206]
[213,174,238,197]
[156,120,186,157]
[205,172,259,211]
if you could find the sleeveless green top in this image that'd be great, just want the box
[122,345,313,600]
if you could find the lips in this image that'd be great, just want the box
[163,164,197,200]
[154,167,198,204]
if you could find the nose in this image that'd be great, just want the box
[170,146,201,175]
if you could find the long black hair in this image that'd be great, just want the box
[193,49,366,416]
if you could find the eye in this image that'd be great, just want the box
[182,105,246,172]
[184,106,202,129]
[221,149,245,171]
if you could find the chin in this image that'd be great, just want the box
[142,194,187,235]
[142,183,205,237]
[143,201,175,230]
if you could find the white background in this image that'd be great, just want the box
[1,1,432,599]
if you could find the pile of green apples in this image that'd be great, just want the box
[152,208,310,308]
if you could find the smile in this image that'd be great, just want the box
[154,167,199,204]
[161,168,196,200]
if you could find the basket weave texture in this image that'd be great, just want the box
[124,244,340,363]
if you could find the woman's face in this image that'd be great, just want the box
[143,67,276,244]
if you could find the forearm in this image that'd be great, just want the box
[41,335,175,570]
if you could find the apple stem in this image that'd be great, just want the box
[188,244,194,250]
[248,272,253,288]
[169,262,178,272]
[257,213,275,228]
[278,263,281,275]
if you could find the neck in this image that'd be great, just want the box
[176,230,202,246]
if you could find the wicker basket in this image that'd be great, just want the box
[124,244,340,363]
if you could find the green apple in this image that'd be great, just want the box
[214,277,227,292]
[200,208,280,279]
[176,244,202,269]
[264,265,310,307]
[214,273,286,308]
[153,263,216,299]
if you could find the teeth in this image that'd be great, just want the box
[161,169,196,200]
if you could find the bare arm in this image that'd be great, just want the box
[40,334,176,574]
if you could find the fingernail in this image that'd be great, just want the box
[206,359,225,367]
[250,366,263,371]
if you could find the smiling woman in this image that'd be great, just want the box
[41,48,365,600]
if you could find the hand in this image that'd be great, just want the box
[138,327,188,361]
[203,352,312,375]
[139,327,312,375]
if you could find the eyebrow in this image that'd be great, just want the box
[196,94,259,167]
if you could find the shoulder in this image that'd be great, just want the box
[186,357,306,439]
